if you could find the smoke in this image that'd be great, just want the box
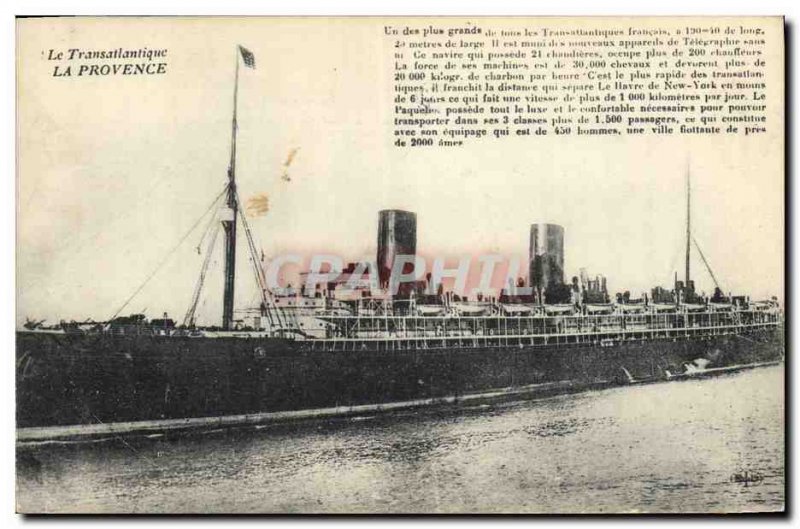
[245,193,270,217]
[281,147,299,182]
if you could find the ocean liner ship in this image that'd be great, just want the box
[16,47,784,438]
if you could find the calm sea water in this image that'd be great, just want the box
[16,365,784,514]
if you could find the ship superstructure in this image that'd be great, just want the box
[15,46,784,433]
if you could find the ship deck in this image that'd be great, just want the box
[21,307,782,354]
[304,308,781,351]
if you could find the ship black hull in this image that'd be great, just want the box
[16,328,784,429]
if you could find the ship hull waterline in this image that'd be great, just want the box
[16,327,784,440]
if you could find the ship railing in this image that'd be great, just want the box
[308,319,779,352]
[307,310,780,352]
[316,308,779,335]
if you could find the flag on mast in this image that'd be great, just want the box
[238,45,256,69]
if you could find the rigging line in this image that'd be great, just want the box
[43,173,175,260]
[233,191,276,302]
[183,225,221,327]
[243,219,286,330]
[237,198,268,293]
[692,235,724,293]
[195,285,213,325]
[108,187,227,322]
[233,189,274,325]
[196,195,225,253]
[237,192,270,291]
[234,189,295,331]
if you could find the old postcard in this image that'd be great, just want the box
[15,16,784,513]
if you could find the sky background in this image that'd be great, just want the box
[16,17,784,325]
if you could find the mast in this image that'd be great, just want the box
[222,49,241,330]
[684,164,691,290]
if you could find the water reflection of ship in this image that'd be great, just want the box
[16,46,784,433]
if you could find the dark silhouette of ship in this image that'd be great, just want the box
[16,47,784,438]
